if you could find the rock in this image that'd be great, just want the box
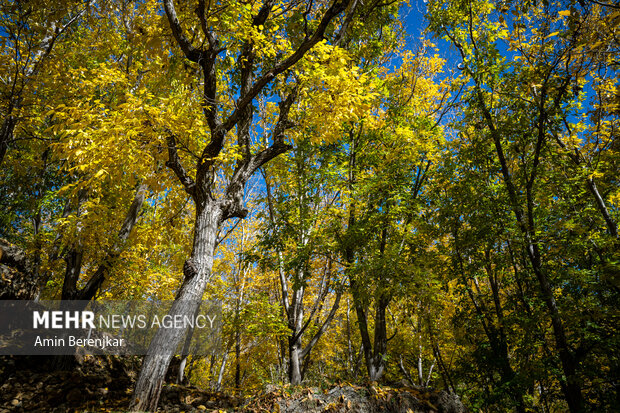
[434,391,466,413]
[180,403,194,411]
[96,387,109,396]
[248,384,465,413]
[0,239,37,300]
[265,383,280,393]
[65,387,82,404]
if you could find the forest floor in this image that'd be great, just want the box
[0,355,464,412]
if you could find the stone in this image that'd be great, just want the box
[434,391,466,413]
[65,387,82,404]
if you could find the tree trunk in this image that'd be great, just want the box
[288,337,303,385]
[0,111,16,167]
[216,351,228,392]
[176,356,187,385]
[369,294,389,381]
[288,279,305,385]
[130,201,222,411]
[350,277,389,382]
[346,299,354,374]
[417,315,424,386]
[177,303,201,384]
[235,329,241,390]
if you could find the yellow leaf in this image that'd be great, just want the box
[558,10,571,17]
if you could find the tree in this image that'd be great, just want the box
[0,0,88,166]
[130,1,373,410]
[261,138,345,385]
[427,0,619,409]
[334,45,449,382]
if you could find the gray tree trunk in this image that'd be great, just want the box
[177,303,201,384]
[288,340,303,385]
[176,356,187,385]
[216,351,228,392]
[130,201,222,411]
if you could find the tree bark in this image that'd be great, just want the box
[287,268,305,385]
[177,304,202,384]
[131,201,222,411]
[216,351,228,392]
[288,337,303,385]
[0,115,16,167]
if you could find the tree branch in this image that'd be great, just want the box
[165,132,196,198]
[334,0,359,46]
[221,0,350,132]
[163,0,203,62]
[77,183,149,300]
[196,0,219,51]
[301,278,345,358]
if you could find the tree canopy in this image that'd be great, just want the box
[0,0,618,411]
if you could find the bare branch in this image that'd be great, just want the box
[163,0,203,62]
[165,132,196,198]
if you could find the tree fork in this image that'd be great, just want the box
[131,0,354,409]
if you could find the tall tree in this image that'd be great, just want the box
[129,1,385,410]
[335,46,449,381]
[261,138,346,385]
[427,0,619,410]
[0,0,88,166]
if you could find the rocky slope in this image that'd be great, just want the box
[245,383,465,413]
[0,355,464,412]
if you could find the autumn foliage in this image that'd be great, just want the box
[0,0,618,412]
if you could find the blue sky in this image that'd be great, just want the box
[401,0,461,70]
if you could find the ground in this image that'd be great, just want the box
[0,356,464,412]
